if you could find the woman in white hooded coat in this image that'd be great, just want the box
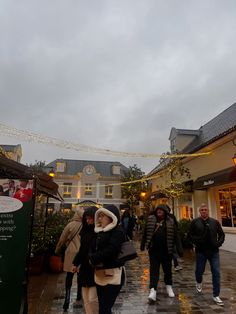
[55,207,84,310]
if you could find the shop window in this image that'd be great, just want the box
[180,206,193,220]
[219,187,236,227]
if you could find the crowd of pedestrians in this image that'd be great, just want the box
[54,203,225,313]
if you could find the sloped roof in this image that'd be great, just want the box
[46,159,128,177]
[169,128,200,140]
[147,102,236,176]
[0,144,21,152]
[183,103,236,153]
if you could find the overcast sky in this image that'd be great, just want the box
[1,0,236,173]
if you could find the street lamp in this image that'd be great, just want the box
[232,138,236,165]
[232,154,236,166]
[140,192,147,199]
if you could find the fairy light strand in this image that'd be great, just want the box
[58,173,162,189]
[0,122,212,158]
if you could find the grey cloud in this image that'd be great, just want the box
[1,0,236,173]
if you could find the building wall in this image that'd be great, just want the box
[149,132,236,252]
[50,165,125,210]
[184,139,235,180]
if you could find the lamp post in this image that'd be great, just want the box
[42,167,55,241]
[232,154,236,166]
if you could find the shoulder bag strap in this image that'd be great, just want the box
[66,224,82,247]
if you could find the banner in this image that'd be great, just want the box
[0,179,34,314]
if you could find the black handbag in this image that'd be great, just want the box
[117,239,138,263]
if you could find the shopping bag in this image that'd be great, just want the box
[117,239,138,263]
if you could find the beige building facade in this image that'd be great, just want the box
[46,159,127,212]
[0,144,22,162]
[148,103,236,252]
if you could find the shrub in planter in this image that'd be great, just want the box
[29,227,48,275]
[178,218,193,248]
[30,210,73,273]
[44,211,73,272]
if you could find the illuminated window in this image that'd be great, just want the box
[63,183,72,198]
[85,184,92,195]
[61,203,72,213]
[105,185,113,198]
[219,187,236,227]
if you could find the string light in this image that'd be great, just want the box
[0,122,212,158]
[59,173,162,189]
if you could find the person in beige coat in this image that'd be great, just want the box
[55,207,84,310]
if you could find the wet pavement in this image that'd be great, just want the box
[28,239,236,313]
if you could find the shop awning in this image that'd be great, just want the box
[193,166,236,190]
[149,191,168,200]
[0,155,63,201]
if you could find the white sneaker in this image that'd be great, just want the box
[166,285,175,297]
[213,296,224,306]
[148,288,156,302]
[196,282,202,293]
[174,265,183,271]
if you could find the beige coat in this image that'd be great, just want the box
[55,208,84,272]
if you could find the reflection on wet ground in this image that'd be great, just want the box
[34,237,236,313]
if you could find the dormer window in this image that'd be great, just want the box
[112,165,120,175]
[56,162,66,172]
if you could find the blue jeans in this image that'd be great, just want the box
[195,251,220,297]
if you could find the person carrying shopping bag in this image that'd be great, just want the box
[89,205,126,314]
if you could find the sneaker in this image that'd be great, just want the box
[174,265,183,271]
[196,282,202,293]
[148,288,156,302]
[213,296,224,306]
[166,285,175,297]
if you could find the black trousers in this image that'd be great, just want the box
[148,249,173,289]
[65,272,82,300]
[96,270,124,314]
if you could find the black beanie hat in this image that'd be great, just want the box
[155,204,169,214]
[84,206,98,218]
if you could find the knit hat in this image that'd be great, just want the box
[155,204,169,214]
[84,206,98,218]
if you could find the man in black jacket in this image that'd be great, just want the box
[189,204,225,305]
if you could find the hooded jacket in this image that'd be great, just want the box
[55,208,84,272]
[140,204,182,256]
[89,205,125,269]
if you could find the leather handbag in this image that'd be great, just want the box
[117,239,138,263]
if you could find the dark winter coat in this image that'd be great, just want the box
[188,217,225,255]
[73,224,96,287]
[89,205,126,270]
[140,212,183,256]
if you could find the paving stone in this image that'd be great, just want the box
[28,238,236,313]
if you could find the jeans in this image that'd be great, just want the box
[195,251,220,297]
